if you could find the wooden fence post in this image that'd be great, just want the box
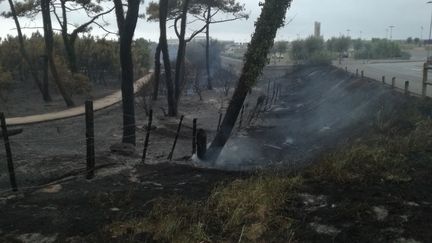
[405,81,410,96]
[85,100,95,179]
[142,109,153,163]
[423,63,428,97]
[239,105,245,129]
[192,118,197,155]
[217,113,223,132]
[382,76,386,84]
[356,69,359,77]
[167,115,184,161]
[361,70,364,79]
[265,80,271,106]
[196,129,207,160]
[0,113,17,191]
[392,77,396,89]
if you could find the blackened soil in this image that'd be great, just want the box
[0,163,246,242]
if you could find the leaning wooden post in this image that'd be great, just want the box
[167,115,184,161]
[422,62,428,97]
[0,113,17,191]
[192,118,197,155]
[196,129,207,160]
[85,100,95,179]
[239,105,245,129]
[391,77,396,89]
[217,113,223,132]
[382,76,386,84]
[265,80,271,106]
[142,109,153,163]
[361,70,364,79]
[356,69,359,77]
[405,81,410,96]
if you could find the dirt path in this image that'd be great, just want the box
[5,74,152,126]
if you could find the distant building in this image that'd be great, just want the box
[314,22,321,38]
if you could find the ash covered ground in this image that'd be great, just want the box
[0,65,417,241]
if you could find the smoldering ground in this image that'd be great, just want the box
[210,65,407,171]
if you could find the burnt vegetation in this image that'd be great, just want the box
[0,0,431,242]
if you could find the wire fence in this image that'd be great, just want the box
[0,82,284,194]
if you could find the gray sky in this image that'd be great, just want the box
[0,0,429,42]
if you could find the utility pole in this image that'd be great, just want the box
[428,1,432,59]
[421,26,424,45]
[389,26,395,40]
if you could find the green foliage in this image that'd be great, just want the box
[54,55,91,96]
[327,36,351,53]
[146,0,248,22]
[0,64,13,101]
[290,36,333,65]
[0,33,152,87]
[133,38,152,78]
[407,37,413,44]
[354,38,410,60]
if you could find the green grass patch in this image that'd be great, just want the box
[104,176,302,242]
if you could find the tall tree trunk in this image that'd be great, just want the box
[60,0,78,73]
[41,0,74,107]
[114,0,140,145]
[159,0,176,116]
[205,5,213,90]
[153,43,161,100]
[205,0,293,163]
[173,0,190,108]
[7,0,52,102]
[42,55,50,100]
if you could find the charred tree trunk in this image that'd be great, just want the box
[159,0,176,116]
[7,0,52,102]
[205,0,293,163]
[114,0,140,145]
[41,0,74,107]
[205,5,213,90]
[173,0,190,109]
[42,55,50,99]
[153,43,161,101]
[60,0,78,73]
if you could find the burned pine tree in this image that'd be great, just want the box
[41,0,75,107]
[52,0,115,74]
[192,0,248,90]
[147,0,211,116]
[3,0,52,102]
[114,0,141,145]
[205,0,294,163]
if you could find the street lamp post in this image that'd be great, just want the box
[427,1,432,60]
[389,26,395,40]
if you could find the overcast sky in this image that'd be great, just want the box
[0,0,430,42]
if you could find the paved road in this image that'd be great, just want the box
[6,73,152,126]
[336,59,431,97]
